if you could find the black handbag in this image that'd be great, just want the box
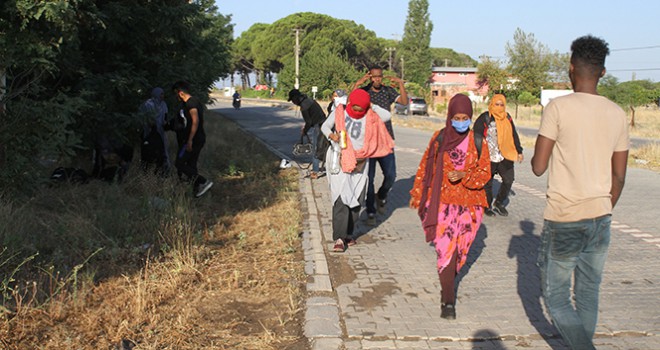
[292,134,313,157]
[315,134,330,161]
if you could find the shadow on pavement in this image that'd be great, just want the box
[507,219,563,349]
[471,329,509,349]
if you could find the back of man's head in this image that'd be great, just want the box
[172,80,191,94]
[570,35,609,77]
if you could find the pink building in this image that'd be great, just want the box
[429,67,489,105]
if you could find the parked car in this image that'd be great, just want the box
[394,97,428,116]
[409,97,428,115]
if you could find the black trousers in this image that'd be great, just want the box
[331,187,366,241]
[484,159,515,206]
[175,138,207,189]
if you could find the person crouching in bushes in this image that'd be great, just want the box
[321,89,394,252]
[409,94,491,320]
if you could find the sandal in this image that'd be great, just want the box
[332,239,345,252]
[346,238,357,246]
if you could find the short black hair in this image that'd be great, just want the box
[368,65,383,72]
[171,80,191,93]
[570,35,609,76]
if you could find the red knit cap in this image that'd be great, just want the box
[346,89,370,119]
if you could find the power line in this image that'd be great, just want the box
[607,68,660,72]
[611,45,660,52]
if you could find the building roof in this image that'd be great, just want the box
[431,67,478,73]
[430,82,467,87]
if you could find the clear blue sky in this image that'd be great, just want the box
[214,0,660,83]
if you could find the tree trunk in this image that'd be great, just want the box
[629,105,635,127]
[515,103,518,119]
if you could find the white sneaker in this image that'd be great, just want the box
[195,180,213,198]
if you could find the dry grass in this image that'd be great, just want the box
[629,142,660,172]
[0,112,308,349]
[502,104,660,140]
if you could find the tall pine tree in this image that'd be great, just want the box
[399,0,433,86]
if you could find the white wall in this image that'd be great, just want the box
[541,89,573,107]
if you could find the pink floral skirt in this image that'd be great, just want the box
[432,203,483,273]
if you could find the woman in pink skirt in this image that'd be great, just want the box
[410,94,490,320]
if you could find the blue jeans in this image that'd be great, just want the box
[366,152,396,214]
[310,124,320,172]
[537,215,611,350]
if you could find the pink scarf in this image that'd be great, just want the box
[334,104,394,173]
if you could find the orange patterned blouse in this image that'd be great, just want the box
[410,130,490,209]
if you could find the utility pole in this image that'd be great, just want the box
[385,47,395,71]
[294,28,300,89]
[0,68,5,115]
[400,56,405,81]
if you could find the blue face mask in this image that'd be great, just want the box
[451,119,471,133]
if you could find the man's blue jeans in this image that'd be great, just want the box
[366,152,396,214]
[537,215,611,350]
[310,124,320,173]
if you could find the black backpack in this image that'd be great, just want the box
[315,132,330,161]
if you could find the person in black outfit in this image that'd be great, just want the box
[473,94,523,216]
[172,81,213,197]
[288,89,327,179]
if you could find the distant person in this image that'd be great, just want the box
[270,86,275,98]
[531,35,629,350]
[140,87,170,173]
[473,94,523,216]
[327,89,347,115]
[92,134,134,182]
[288,88,327,179]
[409,94,490,320]
[321,89,394,252]
[232,90,241,110]
[353,65,408,226]
[172,81,214,198]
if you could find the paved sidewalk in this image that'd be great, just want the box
[211,99,660,350]
[301,147,660,350]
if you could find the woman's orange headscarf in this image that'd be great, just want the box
[488,94,517,161]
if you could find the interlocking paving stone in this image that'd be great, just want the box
[215,100,660,349]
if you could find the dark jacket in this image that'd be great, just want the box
[473,111,523,156]
[299,96,326,134]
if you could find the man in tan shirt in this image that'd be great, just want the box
[531,35,629,350]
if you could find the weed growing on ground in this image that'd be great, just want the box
[0,112,308,349]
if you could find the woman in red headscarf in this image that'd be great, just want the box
[321,89,395,252]
[409,94,490,320]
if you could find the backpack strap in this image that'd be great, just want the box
[435,128,445,144]
[473,129,483,159]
